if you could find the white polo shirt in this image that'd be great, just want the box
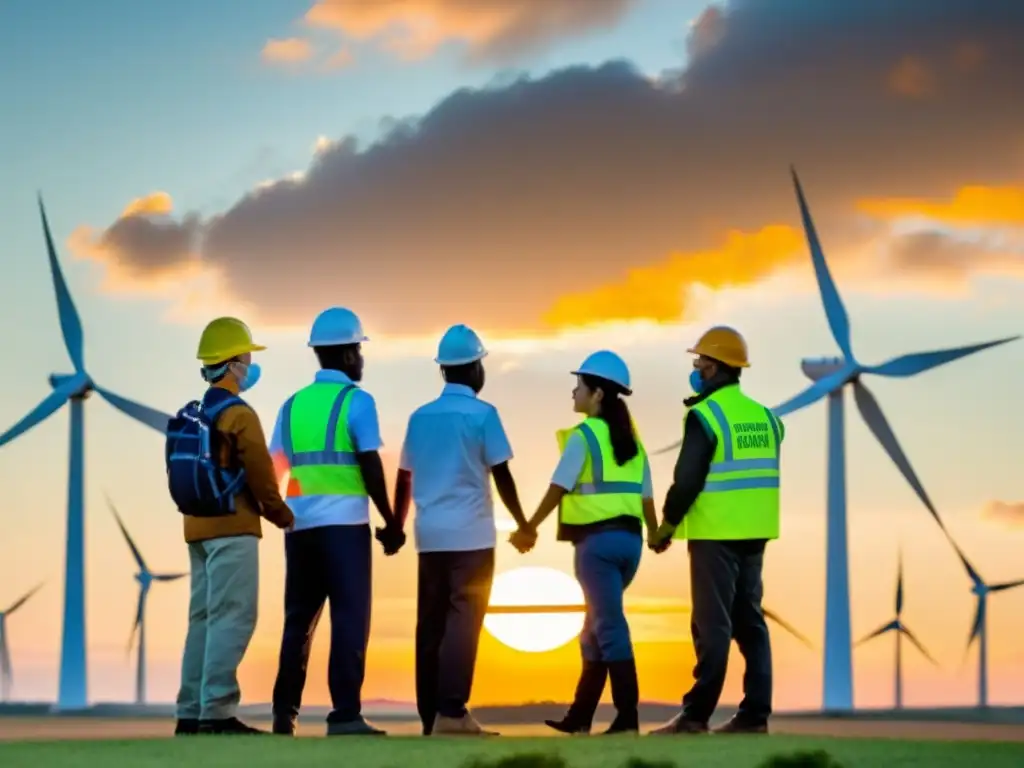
[399,383,513,553]
[268,369,383,531]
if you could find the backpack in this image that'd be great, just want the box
[165,389,249,517]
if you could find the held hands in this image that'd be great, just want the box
[375,525,406,556]
[647,522,675,554]
[509,524,538,554]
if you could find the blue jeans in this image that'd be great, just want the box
[573,529,642,663]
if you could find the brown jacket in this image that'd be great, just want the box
[183,380,295,543]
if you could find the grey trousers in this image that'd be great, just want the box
[175,535,260,721]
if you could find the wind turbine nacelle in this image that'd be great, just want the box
[800,357,847,382]
[48,373,93,398]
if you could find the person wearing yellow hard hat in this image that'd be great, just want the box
[167,317,294,736]
[394,324,529,736]
[267,307,401,737]
[648,326,784,736]
[511,350,664,735]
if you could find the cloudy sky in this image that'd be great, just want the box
[1,0,1023,710]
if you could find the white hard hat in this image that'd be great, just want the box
[435,324,488,366]
[308,307,368,348]
[571,350,632,395]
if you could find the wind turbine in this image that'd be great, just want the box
[946,544,1024,708]
[0,584,44,703]
[855,553,936,709]
[0,198,173,710]
[655,169,1018,712]
[108,497,186,706]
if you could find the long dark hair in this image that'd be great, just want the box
[580,374,638,466]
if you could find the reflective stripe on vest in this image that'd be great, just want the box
[557,418,645,527]
[676,385,782,540]
[281,382,367,498]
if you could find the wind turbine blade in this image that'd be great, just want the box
[153,573,187,582]
[966,598,985,651]
[38,196,86,372]
[763,606,813,648]
[851,380,949,533]
[4,583,44,615]
[896,552,904,616]
[127,589,145,656]
[901,626,939,667]
[863,337,1019,378]
[106,495,147,572]
[855,619,898,646]
[771,364,855,418]
[990,578,1024,593]
[0,378,78,448]
[850,380,982,583]
[95,386,171,434]
[791,168,854,361]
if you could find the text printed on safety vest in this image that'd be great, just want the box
[733,422,771,449]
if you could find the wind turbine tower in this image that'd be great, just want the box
[0,584,44,703]
[109,498,186,705]
[855,554,936,709]
[0,199,173,709]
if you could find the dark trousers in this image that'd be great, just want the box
[272,524,372,724]
[415,548,495,734]
[682,540,772,725]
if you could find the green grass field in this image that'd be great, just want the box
[1,734,1023,768]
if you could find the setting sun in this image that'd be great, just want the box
[484,567,585,653]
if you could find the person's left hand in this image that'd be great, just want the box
[648,522,674,553]
[509,525,537,554]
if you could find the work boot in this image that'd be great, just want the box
[326,716,386,736]
[713,715,768,735]
[648,712,709,735]
[174,718,199,736]
[432,712,499,736]
[603,659,639,734]
[271,713,296,736]
[545,660,608,735]
[198,717,266,735]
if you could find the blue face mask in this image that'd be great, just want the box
[237,362,261,392]
[689,368,704,393]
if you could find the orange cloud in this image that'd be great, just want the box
[857,185,1024,226]
[261,37,314,64]
[120,192,174,218]
[68,192,205,294]
[302,0,634,64]
[982,500,1024,529]
[543,225,804,328]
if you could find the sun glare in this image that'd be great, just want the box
[484,567,585,653]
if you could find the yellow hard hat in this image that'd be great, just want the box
[196,317,266,365]
[687,326,750,368]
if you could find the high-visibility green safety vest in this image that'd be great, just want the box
[280,382,367,498]
[676,384,783,541]
[556,417,645,527]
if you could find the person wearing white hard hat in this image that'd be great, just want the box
[394,324,529,736]
[267,307,403,737]
[511,350,663,735]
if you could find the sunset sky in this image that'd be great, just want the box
[1,0,1023,712]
